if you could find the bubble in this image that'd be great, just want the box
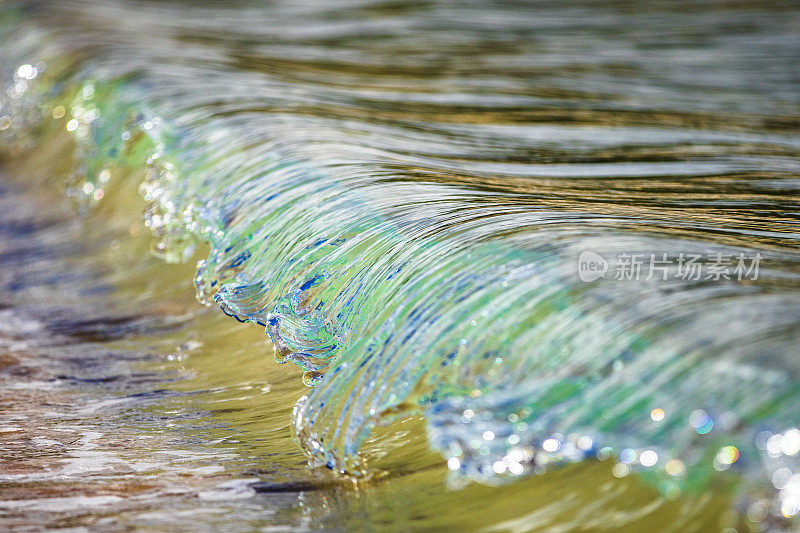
[508,462,524,475]
[772,468,792,489]
[781,496,800,518]
[640,450,658,467]
[755,431,772,450]
[747,499,770,523]
[689,409,713,434]
[619,448,636,464]
[506,449,524,463]
[16,64,37,80]
[542,438,559,452]
[665,459,684,476]
[447,457,460,471]
[781,428,800,456]
[597,447,613,461]
[6,82,26,98]
[84,108,99,122]
[717,446,739,465]
[66,119,79,132]
[612,463,630,477]
[650,408,665,422]
[767,434,783,457]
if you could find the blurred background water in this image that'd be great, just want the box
[0,1,799,530]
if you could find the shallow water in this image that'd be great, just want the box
[1,0,799,530]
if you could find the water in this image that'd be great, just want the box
[1,0,799,530]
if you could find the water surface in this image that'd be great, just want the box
[1,0,799,530]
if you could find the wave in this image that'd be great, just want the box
[2,0,800,522]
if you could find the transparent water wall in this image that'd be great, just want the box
[1,1,799,530]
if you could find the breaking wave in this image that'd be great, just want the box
[2,0,800,521]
